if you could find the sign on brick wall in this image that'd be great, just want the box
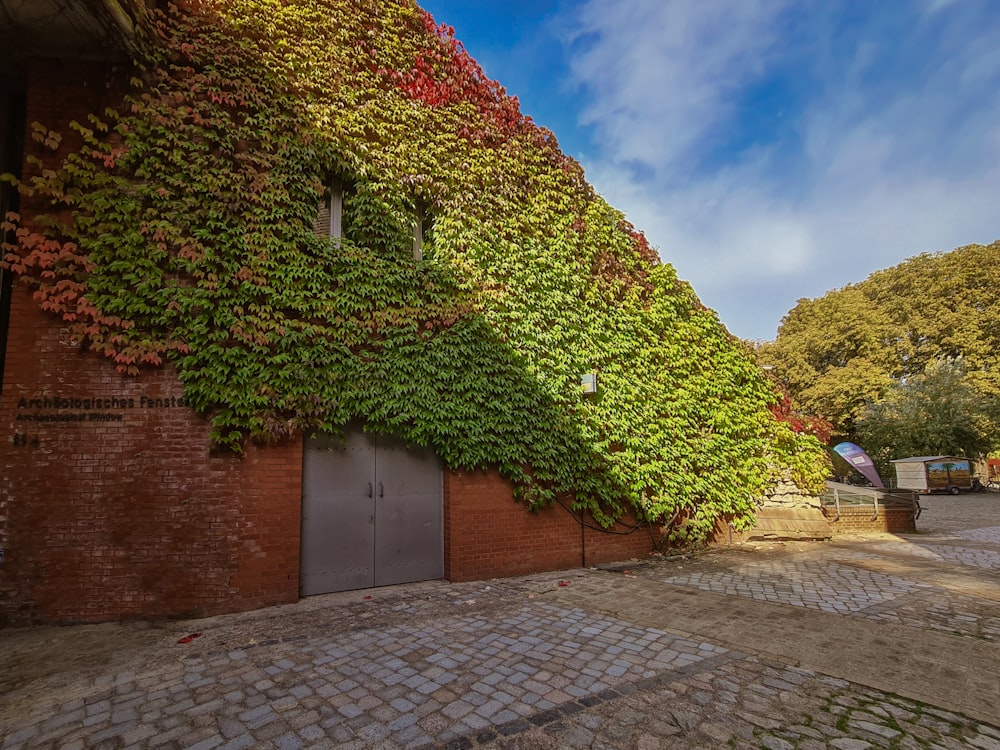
[10,393,187,448]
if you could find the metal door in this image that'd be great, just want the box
[300,428,443,595]
[374,434,444,586]
[301,430,378,595]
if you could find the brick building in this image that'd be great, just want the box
[0,3,654,625]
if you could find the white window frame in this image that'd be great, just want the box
[327,177,343,240]
[412,203,423,261]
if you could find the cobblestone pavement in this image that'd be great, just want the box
[642,495,1000,646]
[2,494,999,749]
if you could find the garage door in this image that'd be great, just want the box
[300,427,443,595]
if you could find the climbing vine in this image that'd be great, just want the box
[1,0,829,544]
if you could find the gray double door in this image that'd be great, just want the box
[301,428,443,595]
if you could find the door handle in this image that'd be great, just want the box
[367,482,372,498]
[378,482,384,498]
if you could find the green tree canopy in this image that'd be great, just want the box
[856,359,999,474]
[759,241,1000,450]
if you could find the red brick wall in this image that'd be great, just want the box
[18,59,131,197]
[0,59,302,625]
[823,506,916,534]
[0,288,302,625]
[443,469,654,581]
[0,57,658,624]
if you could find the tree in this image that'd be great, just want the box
[854,359,998,475]
[759,241,1000,449]
[756,285,900,432]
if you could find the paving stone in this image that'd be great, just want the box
[850,719,900,740]
[218,735,255,750]
[4,500,1000,750]
[759,736,794,750]
[563,726,595,748]
[829,740,875,750]
[272,731,304,750]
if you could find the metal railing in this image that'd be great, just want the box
[820,481,922,523]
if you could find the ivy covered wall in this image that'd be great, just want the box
[1,0,828,544]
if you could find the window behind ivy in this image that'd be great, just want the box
[313,176,343,240]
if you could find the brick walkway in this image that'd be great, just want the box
[2,493,999,748]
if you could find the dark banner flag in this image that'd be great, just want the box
[832,442,884,488]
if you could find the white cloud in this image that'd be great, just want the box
[924,0,958,13]
[562,0,1000,340]
[565,0,790,174]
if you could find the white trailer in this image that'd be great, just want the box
[891,456,973,495]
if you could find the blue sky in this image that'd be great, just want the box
[418,0,1000,341]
